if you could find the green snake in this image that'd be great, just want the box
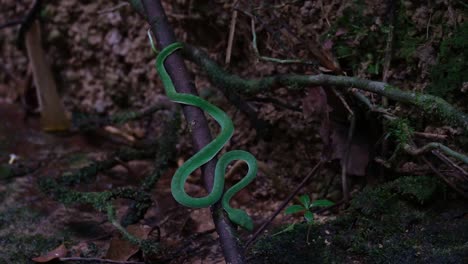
[155,42,257,231]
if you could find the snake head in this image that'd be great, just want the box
[227,209,254,231]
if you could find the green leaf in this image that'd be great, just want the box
[272,223,296,237]
[304,211,314,223]
[367,63,380,75]
[311,199,335,207]
[285,205,305,215]
[0,165,12,180]
[299,195,311,208]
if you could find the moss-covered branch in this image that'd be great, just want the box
[39,180,151,212]
[403,142,468,165]
[51,147,157,187]
[39,110,180,252]
[182,45,468,131]
[73,103,169,131]
[382,118,468,166]
[121,111,180,225]
[107,205,141,245]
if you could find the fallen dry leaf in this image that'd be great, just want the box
[105,224,153,261]
[32,244,67,263]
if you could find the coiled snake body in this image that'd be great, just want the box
[155,42,257,231]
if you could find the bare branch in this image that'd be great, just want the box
[403,143,468,165]
[137,1,246,263]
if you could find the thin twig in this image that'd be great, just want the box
[414,131,448,140]
[249,16,315,65]
[225,0,239,65]
[381,0,397,106]
[421,156,468,199]
[331,88,354,202]
[432,151,468,178]
[244,161,322,249]
[342,113,355,202]
[98,2,130,14]
[403,142,468,165]
[224,159,246,179]
[426,10,433,40]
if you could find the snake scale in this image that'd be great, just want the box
[155,42,257,231]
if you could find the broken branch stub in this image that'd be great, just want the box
[25,21,70,132]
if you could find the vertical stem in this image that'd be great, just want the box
[225,0,238,64]
[140,1,245,263]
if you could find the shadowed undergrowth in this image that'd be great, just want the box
[249,176,468,264]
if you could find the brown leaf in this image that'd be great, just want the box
[306,38,342,73]
[302,87,329,120]
[302,87,332,159]
[32,244,67,263]
[105,224,153,261]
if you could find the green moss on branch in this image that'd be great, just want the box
[73,103,168,131]
[122,111,180,225]
[182,45,468,131]
[39,111,180,250]
[54,147,157,187]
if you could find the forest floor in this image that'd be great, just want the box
[0,0,467,263]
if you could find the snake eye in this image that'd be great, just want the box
[227,209,254,231]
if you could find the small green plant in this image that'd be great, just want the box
[427,22,468,100]
[386,118,414,145]
[284,195,334,243]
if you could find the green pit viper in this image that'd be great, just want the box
[154,42,257,231]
